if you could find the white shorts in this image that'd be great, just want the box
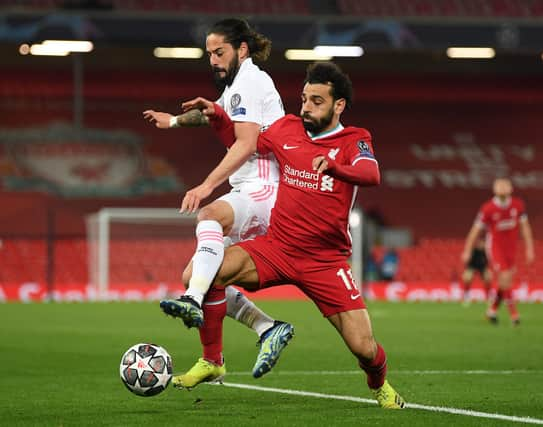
[218,183,277,243]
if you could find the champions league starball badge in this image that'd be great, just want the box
[230,93,242,109]
[357,140,370,153]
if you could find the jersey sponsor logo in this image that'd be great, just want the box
[283,164,319,189]
[230,93,241,108]
[232,107,246,116]
[495,219,517,231]
[283,144,299,150]
[283,164,336,192]
[350,293,361,300]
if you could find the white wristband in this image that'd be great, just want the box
[169,116,179,128]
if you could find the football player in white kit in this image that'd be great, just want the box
[143,19,294,388]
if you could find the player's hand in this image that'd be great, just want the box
[526,247,535,265]
[180,183,214,213]
[181,97,216,117]
[460,249,470,265]
[312,155,329,173]
[142,110,174,129]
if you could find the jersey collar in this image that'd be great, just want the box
[307,122,344,140]
[492,195,512,208]
[229,57,254,88]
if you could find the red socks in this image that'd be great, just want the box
[359,343,387,389]
[502,288,519,320]
[199,287,227,366]
[490,289,503,312]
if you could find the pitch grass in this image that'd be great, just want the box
[1,301,542,427]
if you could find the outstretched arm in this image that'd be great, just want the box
[142,108,209,129]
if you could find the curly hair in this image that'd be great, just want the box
[304,62,353,108]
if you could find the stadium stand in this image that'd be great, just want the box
[0,0,310,14]
[336,0,543,17]
[2,0,543,17]
[1,67,541,288]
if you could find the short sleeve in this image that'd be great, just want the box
[476,206,490,227]
[227,84,263,124]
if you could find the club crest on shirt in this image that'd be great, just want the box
[230,93,242,109]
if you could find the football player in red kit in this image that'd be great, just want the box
[161,62,405,409]
[462,178,534,325]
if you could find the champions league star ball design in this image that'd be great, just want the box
[120,343,173,396]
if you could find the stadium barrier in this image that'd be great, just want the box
[1,281,542,303]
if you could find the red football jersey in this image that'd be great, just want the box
[476,196,526,261]
[257,115,378,260]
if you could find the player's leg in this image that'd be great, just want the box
[301,261,403,408]
[497,269,519,325]
[461,268,474,304]
[482,268,492,300]
[225,285,294,378]
[327,309,404,409]
[172,245,260,389]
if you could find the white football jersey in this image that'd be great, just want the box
[217,58,284,187]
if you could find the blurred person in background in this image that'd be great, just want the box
[462,177,534,325]
[460,235,492,305]
[380,247,399,282]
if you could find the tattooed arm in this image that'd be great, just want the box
[142,108,209,128]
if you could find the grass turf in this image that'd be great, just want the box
[1,300,542,426]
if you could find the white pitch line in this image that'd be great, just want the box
[226,369,543,376]
[218,382,543,425]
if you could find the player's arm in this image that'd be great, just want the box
[461,221,484,265]
[520,216,535,264]
[180,97,236,147]
[180,121,260,213]
[142,108,209,129]
[312,155,380,186]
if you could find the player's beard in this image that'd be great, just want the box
[302,107,334,134]
[212,54,240,92]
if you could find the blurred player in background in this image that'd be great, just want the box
[462,177,534,325]
[143,19,293,388]
[461,235,492,304]
[162,62,406,409]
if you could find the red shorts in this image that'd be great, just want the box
[237,235,366,317]
[488,246,515,272]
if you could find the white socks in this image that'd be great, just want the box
[184,220,275,337]
[184,220,224,306]
[225,286,275,337]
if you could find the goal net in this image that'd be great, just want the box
[86,208,197,293]
[86,207,363,293]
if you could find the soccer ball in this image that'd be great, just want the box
[119,343,173,397]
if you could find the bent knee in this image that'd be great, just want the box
[197,206,219,222]
[352,336,377,362]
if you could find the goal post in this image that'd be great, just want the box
[86,207,364,294]
[86,208,197,293]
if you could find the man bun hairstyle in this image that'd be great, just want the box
[208,18,272,62]
[304,62,353,108]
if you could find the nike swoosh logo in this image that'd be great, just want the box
[283,144,299,150]
[350,293,361,300]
